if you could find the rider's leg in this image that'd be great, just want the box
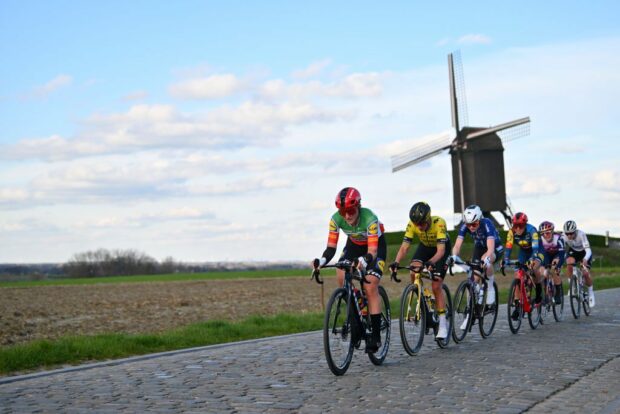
[485,251,497,304]
[336,268,345,287]
[583,260,595,307]
[365,275,382,352]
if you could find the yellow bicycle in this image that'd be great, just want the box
[392,259,453,355]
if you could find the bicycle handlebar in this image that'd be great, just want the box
[311,259,370,285]
[390,264,439,282]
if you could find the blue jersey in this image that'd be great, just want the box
[457,217,503,249]
[505,223,540,261]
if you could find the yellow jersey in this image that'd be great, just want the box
[403,216,449,247]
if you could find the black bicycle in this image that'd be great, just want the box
[449,257,499,342]
[540,264,564,323]
[312,259,391,376]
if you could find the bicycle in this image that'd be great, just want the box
[391,260,453,355]
[312,259,391,376]
[569,263,591,319]
[502,260,542,334]
[540,264,564,323]
[449,257,499,342]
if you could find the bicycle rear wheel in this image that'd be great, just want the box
[452,280,473,343]
[323,288,354,376]
[368,285,391,366]
[527,282,541,330]
[479,281,499,338]
[507,279,522,334]
[435,284,453,349]
[569,275,581,319]
[399,283,425,355]
[552,283,564,322]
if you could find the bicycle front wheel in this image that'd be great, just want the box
[399,283,425,356]
[323,288,354,376]
[507,279,522,334]
[582,287,591,316]
[452,280,473,343]
[368,285,391,366]
[569,275,581,319]
[552,282,564,322]
[479,281,499,338]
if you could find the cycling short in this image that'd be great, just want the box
[411,239,452,279]
[340,235,387,279]
[566,248,592,269]
[472,244,504,264]
[541,251,562,267]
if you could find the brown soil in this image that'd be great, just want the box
[0,275,510,346]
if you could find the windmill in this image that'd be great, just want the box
[391,51,530,226]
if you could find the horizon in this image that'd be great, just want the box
[1,2,619,263]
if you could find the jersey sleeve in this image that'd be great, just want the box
[457,223,467,239]
[482,219,495,240]
[327,217,339,246]
[366,220,380,251]
[403,221,415,244]
[435,217,448,243]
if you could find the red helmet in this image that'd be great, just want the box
[512,212,528,227]
[335,187,361,212]
[538,221,554,233]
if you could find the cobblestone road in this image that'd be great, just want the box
[1,288,619,413]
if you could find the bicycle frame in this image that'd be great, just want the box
[504,261,535,313]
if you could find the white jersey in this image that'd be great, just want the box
[562,230,592,260]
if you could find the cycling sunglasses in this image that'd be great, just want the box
[565,231,576,236]
[338,206,358,217]
[465,221,480,229]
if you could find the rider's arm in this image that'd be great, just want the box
[581,232,592,261]
[394,241,411,264]
[319,218,339,266]
[557,237,566,267]
[504,230,514,262]
[452,236,464,256]
[482,237,495,263]
[430,242,446,265]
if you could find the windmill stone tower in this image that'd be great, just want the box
[391,51,531,225]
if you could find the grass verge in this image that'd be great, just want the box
[2,273,619,377]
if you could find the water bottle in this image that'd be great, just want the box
[359,295,368,316]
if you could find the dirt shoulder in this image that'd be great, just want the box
[0,274,504,346]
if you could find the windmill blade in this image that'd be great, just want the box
[464,117,530,141]
[391,131,454,172]
[497,121,530,144]
[451,50,469,130]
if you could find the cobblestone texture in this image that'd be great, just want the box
[1,288,619,413]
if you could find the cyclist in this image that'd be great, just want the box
[502,212,543,320]
[562,220,595,307]
[537,221,565,305]
[389,201,451,340]
[312,187,387,353]
[449,204,503,330]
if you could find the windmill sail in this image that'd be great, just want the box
[391,131,453,172]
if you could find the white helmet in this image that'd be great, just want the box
[563,220,577,233]
[463,205,483,224]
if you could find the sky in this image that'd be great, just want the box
[1,1,619,263]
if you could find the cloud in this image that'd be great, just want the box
[592,169,620,192]
[291,59,332,79]
[458,34,492,45]
[31,74,73,98]
[2,102,351,161]
[510,177,561,198]
[169,73,246,99]
[259,72,383,100]
[122,90,149,101]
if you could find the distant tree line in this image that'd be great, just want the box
[62,248,203,278]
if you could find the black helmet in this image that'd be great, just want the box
[409,202,431,225]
